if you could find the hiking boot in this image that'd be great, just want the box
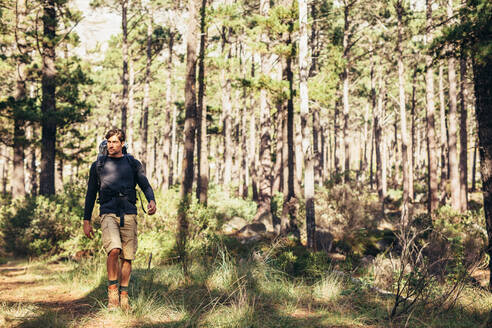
[108,285,119,309]
[120,291,130,312]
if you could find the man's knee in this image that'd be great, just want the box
[108,248,121,258]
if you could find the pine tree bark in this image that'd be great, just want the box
[425,0,439,215]
[459,53,468,211]
[396,0,411,218]
[240,68,249,199]
[121,0,129,133]
[446,0,461,211]
[27,125,38,196]
[438,65,449,194]
[249,60,259,201]
[177,0,198,275]
[313,107,322,186]
[299,0,315,249]
[171,83,178,186]
[40,0,57,196]
[141,9,152,172]
[375,75,387,212]
[410,67,417,199]
[221,59,233,189]
[13,0,27,199]
[1,146,7,196]
[56,157,63,191]
[164,33,175,189]
[472,137,478,192]
[281,41,298,235]
[13,84,26,199]
[472,46,492,289]
[128,59,135,153]
[369,56,376,189]
[360,104,369,176]
[334,99,341,179]
[342,0,352,182]
[196,0,208,204]
[272,108,284,194]
[256,0,273,217]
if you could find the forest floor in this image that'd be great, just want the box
[1,254,491,328]
[0,258,378,328]
[0,260,103,327]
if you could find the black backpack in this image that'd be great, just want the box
[95,140,146,213]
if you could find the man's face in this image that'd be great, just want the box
[107,135,124,157]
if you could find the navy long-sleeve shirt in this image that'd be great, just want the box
[84,155,155,221]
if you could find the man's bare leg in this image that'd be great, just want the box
[107,249,120,280]
[119,259,132,311]
[119,259,132,286]
[107,249,121,309]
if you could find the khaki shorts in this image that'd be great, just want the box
[100,213,138,260]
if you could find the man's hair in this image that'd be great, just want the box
[105,128,126,142]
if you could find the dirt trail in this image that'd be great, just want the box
[0,261,111,328]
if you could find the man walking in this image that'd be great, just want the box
[83,128,157,311]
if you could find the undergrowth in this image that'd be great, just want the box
[0,180,490,327]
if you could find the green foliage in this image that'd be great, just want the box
[436,0,492,62]
[271,246,332,279]
[0,182,85,257]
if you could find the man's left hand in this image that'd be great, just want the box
[148,200,156,215]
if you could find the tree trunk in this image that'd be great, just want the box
[13,0,27,199]
[342,1,352,183]
[425,0,439,215]
[196,0,208,204]
[313,107,322,186]
[299,0,315,249]
[334,99,341,179]
[360,104,369,177]
[248,59,259,201]
[410,67,417,199]
[240,64,249,199]
[121,0,129,133]
[272,108,284,194]
[281,37,298,235]
[177,0,198,275]
[26,125,38,196]
[321,125,327,183]
[370,57,376,189]
[13,91,26,199]
[438,65,448,193]
[472,47,492,289]
[472,137,478,192]
[56,156,63,191]
[375,75,386,212]
[396,0,411,219]
[1,146,7,196]
[128,59,136,153]
[141,9,152,172]
[256,0,273,217]
[171,81,178,186]
[40,0,57,196]
[164,33,174,189]
[459,53,468,211]
[221,63,233,189]
[445,0,460,211]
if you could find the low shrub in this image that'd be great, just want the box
[0,182,86,257]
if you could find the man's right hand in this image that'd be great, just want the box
[83,220,95,239]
